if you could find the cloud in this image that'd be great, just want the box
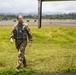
[0,0,76,14]
[0,0,38,13]
[42,1,76,14]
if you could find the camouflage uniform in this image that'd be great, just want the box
[10,22,32,69]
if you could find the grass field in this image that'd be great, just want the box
[0,25,76,75]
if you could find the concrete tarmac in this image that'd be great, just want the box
[0,20,76,26]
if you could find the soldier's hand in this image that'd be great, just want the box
[10,38,13,43]
[29,41,32,47]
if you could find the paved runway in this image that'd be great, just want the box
[0,20,76,26]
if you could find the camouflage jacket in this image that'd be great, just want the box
[10,22,32,41]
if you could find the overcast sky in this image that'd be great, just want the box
[0,0,76,14]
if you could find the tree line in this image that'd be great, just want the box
[0,13,76,20]
[42,13,76,19]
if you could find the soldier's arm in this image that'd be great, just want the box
[24,23,33,42]
[9,25,15,39]
[9,25,16,43]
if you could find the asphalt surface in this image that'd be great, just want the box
[0,20,76,26]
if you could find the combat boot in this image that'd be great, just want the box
[23,58,27,68]
[16,67,20,71]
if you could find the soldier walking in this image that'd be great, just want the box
[9,15,32,71]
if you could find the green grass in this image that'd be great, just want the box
[0,25,76,74]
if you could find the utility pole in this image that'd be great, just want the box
[38,0,42,28]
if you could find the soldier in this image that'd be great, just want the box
[9,15,32,71]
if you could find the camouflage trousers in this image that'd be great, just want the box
[15,39,27,69]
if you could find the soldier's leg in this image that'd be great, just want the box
[15,40,22,69]
[21,41,27,67]
[16,50,23,69]
[16,40,27,69]
[15,40,21,51]
[23,56,27,68]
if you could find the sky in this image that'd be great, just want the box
[0,0,76,14]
